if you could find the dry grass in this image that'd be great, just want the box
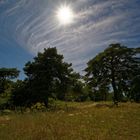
[0,102,140,140]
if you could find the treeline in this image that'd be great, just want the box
[0,43,140,109]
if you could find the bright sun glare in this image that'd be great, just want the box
[56,5,74,25]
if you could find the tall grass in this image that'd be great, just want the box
[0,102,140,140]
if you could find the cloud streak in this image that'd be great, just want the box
[0,0,140,73]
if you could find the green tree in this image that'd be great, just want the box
[130,76,140,102]
[11,80,31,107]
[13,48,79,107]
[0,68,19,94]
[67,81,88,102]
[85,44,140,105]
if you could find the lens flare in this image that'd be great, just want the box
[56,5,74,25]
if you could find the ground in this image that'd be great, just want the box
[0,102,140,140]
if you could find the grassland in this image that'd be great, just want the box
[0,102,140,140]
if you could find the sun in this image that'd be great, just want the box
[56,5,74,25]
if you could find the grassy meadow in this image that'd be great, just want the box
[0,102,140,140]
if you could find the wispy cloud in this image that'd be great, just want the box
[0,0,140,73]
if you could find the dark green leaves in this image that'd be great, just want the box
[85,43,140,104]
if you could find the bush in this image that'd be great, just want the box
[31,102,46,112]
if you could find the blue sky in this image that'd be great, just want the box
[0,0,140,79]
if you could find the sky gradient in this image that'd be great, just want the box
[0,0,140,79]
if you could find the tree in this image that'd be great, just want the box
[14,47,79,107]
[66,80,89,102]
[129,75,140,102]
[85,44,140,105]
[0,68,19,94]
[11,80,31,107]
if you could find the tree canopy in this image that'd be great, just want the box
[0,68,19,94]
[85,43,140,105]
[12,48,80,107]
[1,44,140,109]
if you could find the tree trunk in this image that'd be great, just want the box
[112,80,118,106]
[111,68,118,106]
[44,97,49,108]
[104,92,107,101]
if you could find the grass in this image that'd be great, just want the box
[0,102,140,140]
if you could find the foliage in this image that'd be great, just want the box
[1,43,140,109]
[65,81,87,101]
[31,102,46,112]
[12,48,80,107]
[85,43,140,104]
[0,68,19,80]
[0,68,19,94]
[129,75,140,102]
[10,80,31,107]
